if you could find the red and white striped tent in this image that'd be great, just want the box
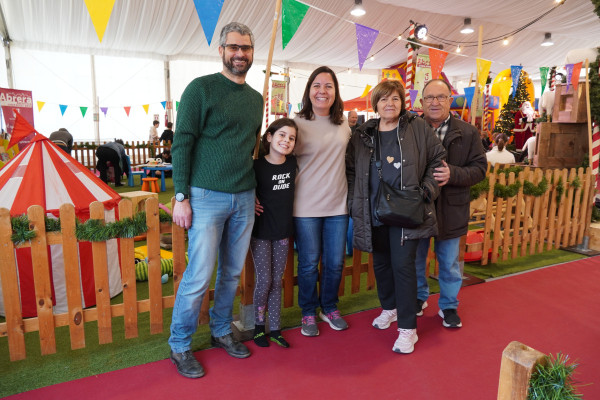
[0,135,123,317]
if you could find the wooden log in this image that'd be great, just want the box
[89,201,112,344]
[561,168,577,246]
[59,204,86,350]
[118,199,138,339]
[145,197,163,334]
[0,208,26,361]
[28,205,56,356]
[497,341,546,400]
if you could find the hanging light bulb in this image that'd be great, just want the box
[397,34,402,41]
[541,33,554,47]
[350,0,366,17]
[456,45,461,53]
[348,68,352,74]
[460,18,474,34]
[370,55,375,61]
[502,38,509,46]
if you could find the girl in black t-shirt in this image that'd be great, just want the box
[251,118,298,348]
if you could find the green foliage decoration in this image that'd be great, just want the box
[494,181,522,198]
[523,177,548,197]
[9,210,173,245]
[527,353,583,400]
[10,216,36,245]
[470,178,490,201]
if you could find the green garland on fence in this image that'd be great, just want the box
[470,178,490,201]
[523,177,548,197]
[555,177,564,202]
[494,181,522,198]
[10,210,172,245]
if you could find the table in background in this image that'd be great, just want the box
[137,164,173,192]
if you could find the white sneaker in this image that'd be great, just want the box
[416,300,428,317]
[372,309,397,329]
[393,328,418,354]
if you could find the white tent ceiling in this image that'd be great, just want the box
[1,0,599,80]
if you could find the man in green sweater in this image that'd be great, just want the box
[168,22,263,379]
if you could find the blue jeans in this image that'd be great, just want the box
[294,215,348,316]
[415,237,462,310]
[168,187,255,353]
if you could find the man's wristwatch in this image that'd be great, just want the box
[175,193,189,202]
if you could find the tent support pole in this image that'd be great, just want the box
[0,3,14,88]
[470,25,483,126]
[253,0,282,159]
[164,60,173,125]
[90,55,100,145]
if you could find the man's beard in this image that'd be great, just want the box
[223,55,252,76]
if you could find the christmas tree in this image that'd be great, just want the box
[493,71,532,141]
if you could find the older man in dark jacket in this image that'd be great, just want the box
[415,79,487,329]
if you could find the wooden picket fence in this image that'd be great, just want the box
[466,166,594,266]
[0,166,594,361]
[0,197,375,361]
[71,141,171,171]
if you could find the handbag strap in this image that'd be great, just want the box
[374,122,399,182]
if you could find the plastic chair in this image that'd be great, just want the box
[127,155,146,186]
[141,177,159,193]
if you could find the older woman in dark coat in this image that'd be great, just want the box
[346,80,445,354]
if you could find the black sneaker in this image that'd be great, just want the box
[253,325,269,347]
[211,333,251,358]
[170,350,205,378]
[416,299,428,317]
[269,330,290,348]
[438,309,462,328]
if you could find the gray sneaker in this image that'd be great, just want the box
[301,315,319,336]
[319,310,349,331]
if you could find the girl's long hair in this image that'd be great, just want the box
[261,117,298,155]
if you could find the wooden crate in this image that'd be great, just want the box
[536,122,588,168]
[552,82,587,123]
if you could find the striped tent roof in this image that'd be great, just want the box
[0,135,120,218]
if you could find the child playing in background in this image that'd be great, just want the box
[251,118,298,348]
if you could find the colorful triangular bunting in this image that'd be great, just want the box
[84,0,116,42]
[282,0,309,50]
[193,0,225,46]
[355,24,379,71]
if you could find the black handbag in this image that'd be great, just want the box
[373,126,425,228]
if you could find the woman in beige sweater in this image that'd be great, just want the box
[293,66,351,337]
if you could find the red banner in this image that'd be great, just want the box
[571,62,583,91]
[0,87,35,150]
[428,48,448,80]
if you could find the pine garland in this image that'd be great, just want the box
[9,209,172,245]
[589,47,600,123]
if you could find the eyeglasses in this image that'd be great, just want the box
[223,44,254,53]
[423,95,449,104]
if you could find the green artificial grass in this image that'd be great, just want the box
[0,176,589,396]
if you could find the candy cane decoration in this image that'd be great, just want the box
[405,22,415,111]
[592,121,600,191]
[549,67,556,92]
[264,91,270,131]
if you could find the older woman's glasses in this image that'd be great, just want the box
[223,44,254,53]
[423,95,449,104]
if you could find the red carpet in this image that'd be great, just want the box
[9,258,600,399]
